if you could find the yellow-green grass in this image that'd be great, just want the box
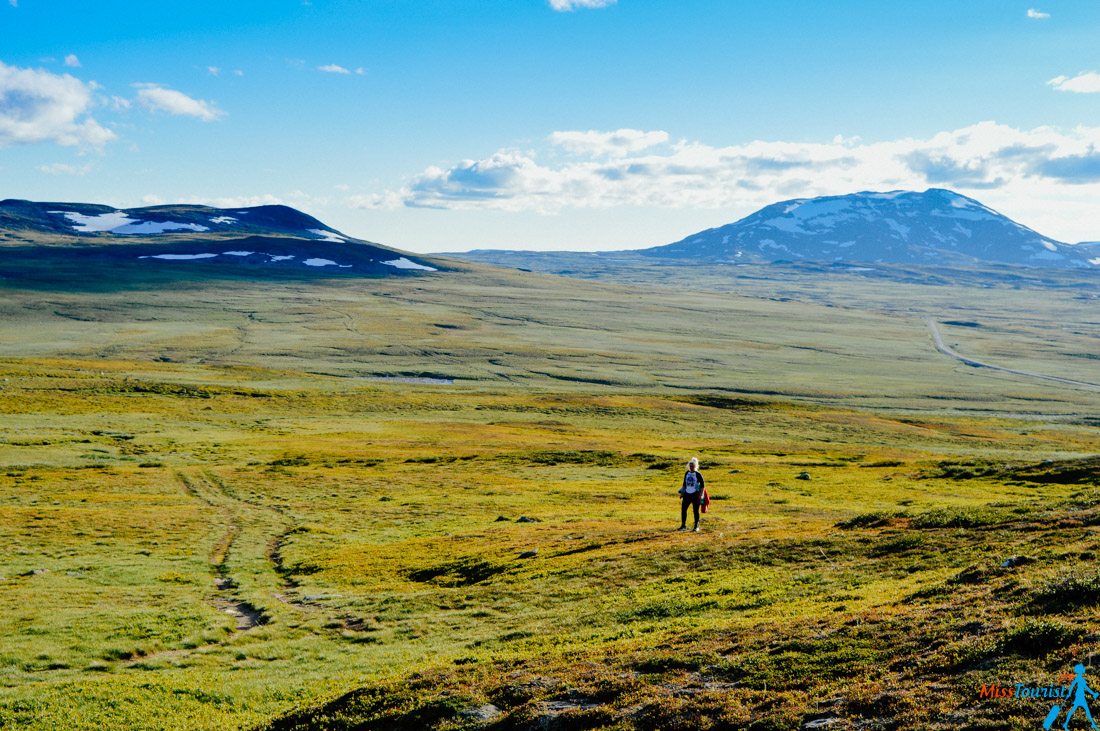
[1,354,1097,729]
[1,259,1097,729]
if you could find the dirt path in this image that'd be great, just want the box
[925,318,1100,392]
[177,470,289,630]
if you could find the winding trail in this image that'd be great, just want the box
[925,318,1100,392]
[177,470,275,630]
[176,470,369,632]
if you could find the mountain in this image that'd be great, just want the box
[640,189,1098,269]
[0,199,445,284]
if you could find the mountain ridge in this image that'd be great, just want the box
[0,199,447,283]
[1,199,343,243]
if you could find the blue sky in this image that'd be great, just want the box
[3,0,1100,251]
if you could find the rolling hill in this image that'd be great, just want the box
[0,199,446,285]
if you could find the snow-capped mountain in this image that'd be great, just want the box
[641,189,1097,268]
[0,199,349,240]
[0,199,443,277]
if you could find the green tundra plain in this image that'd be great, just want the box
[1,261,1098,730]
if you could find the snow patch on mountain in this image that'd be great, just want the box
[51,210,209,234]
[382,257,437,271]
[138,253,218,260]
[52,210,136,232]
[113,220,209,234]
[308,229,346,243]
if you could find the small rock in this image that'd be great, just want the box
[1001,555,1033,568]
[804,718,842,730]
[458,703,501,722]
[796,471,811,481]
[519,549,539,559]
[20,568,48,577]
[494,515,510,522]
[516,516,540,523]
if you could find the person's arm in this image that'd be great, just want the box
[698,472,705,490]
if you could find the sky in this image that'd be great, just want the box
[3,0,1100,252]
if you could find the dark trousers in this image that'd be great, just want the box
[681,491,701,527]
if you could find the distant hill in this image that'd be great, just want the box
[640,189,1097,269]
[0,199,446,285]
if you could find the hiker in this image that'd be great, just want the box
[678,457,706,532]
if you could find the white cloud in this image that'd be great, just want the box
[347,190,405,210]
[64,54,81,68]
[38,162,92,176]
[1026,8,1050,19]
[550,128,669,157]
[181,193,286,208]
[354,122,1100,241]
[168,191,320,210]
[1048,72,1100,94]
[133,83,223,121]
[141,194,165,205]
[318,63,351,74]
[232,69,244,77]
[8,0,16,7]
[549,0,616,10]
[0,60,115,147]
[207,66,220,76]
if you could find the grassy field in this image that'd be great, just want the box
[1,263,1098,730]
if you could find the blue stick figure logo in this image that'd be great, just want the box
[1045,664,1099,730]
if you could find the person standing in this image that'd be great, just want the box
[678,457,706,532]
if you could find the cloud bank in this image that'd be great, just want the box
[1048,72,1100,94]
[133,83,223,121]
[351,122,1100,241]
[0,60,114,147]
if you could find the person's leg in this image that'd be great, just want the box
[692,494,701,530]
[680,495,689,529]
